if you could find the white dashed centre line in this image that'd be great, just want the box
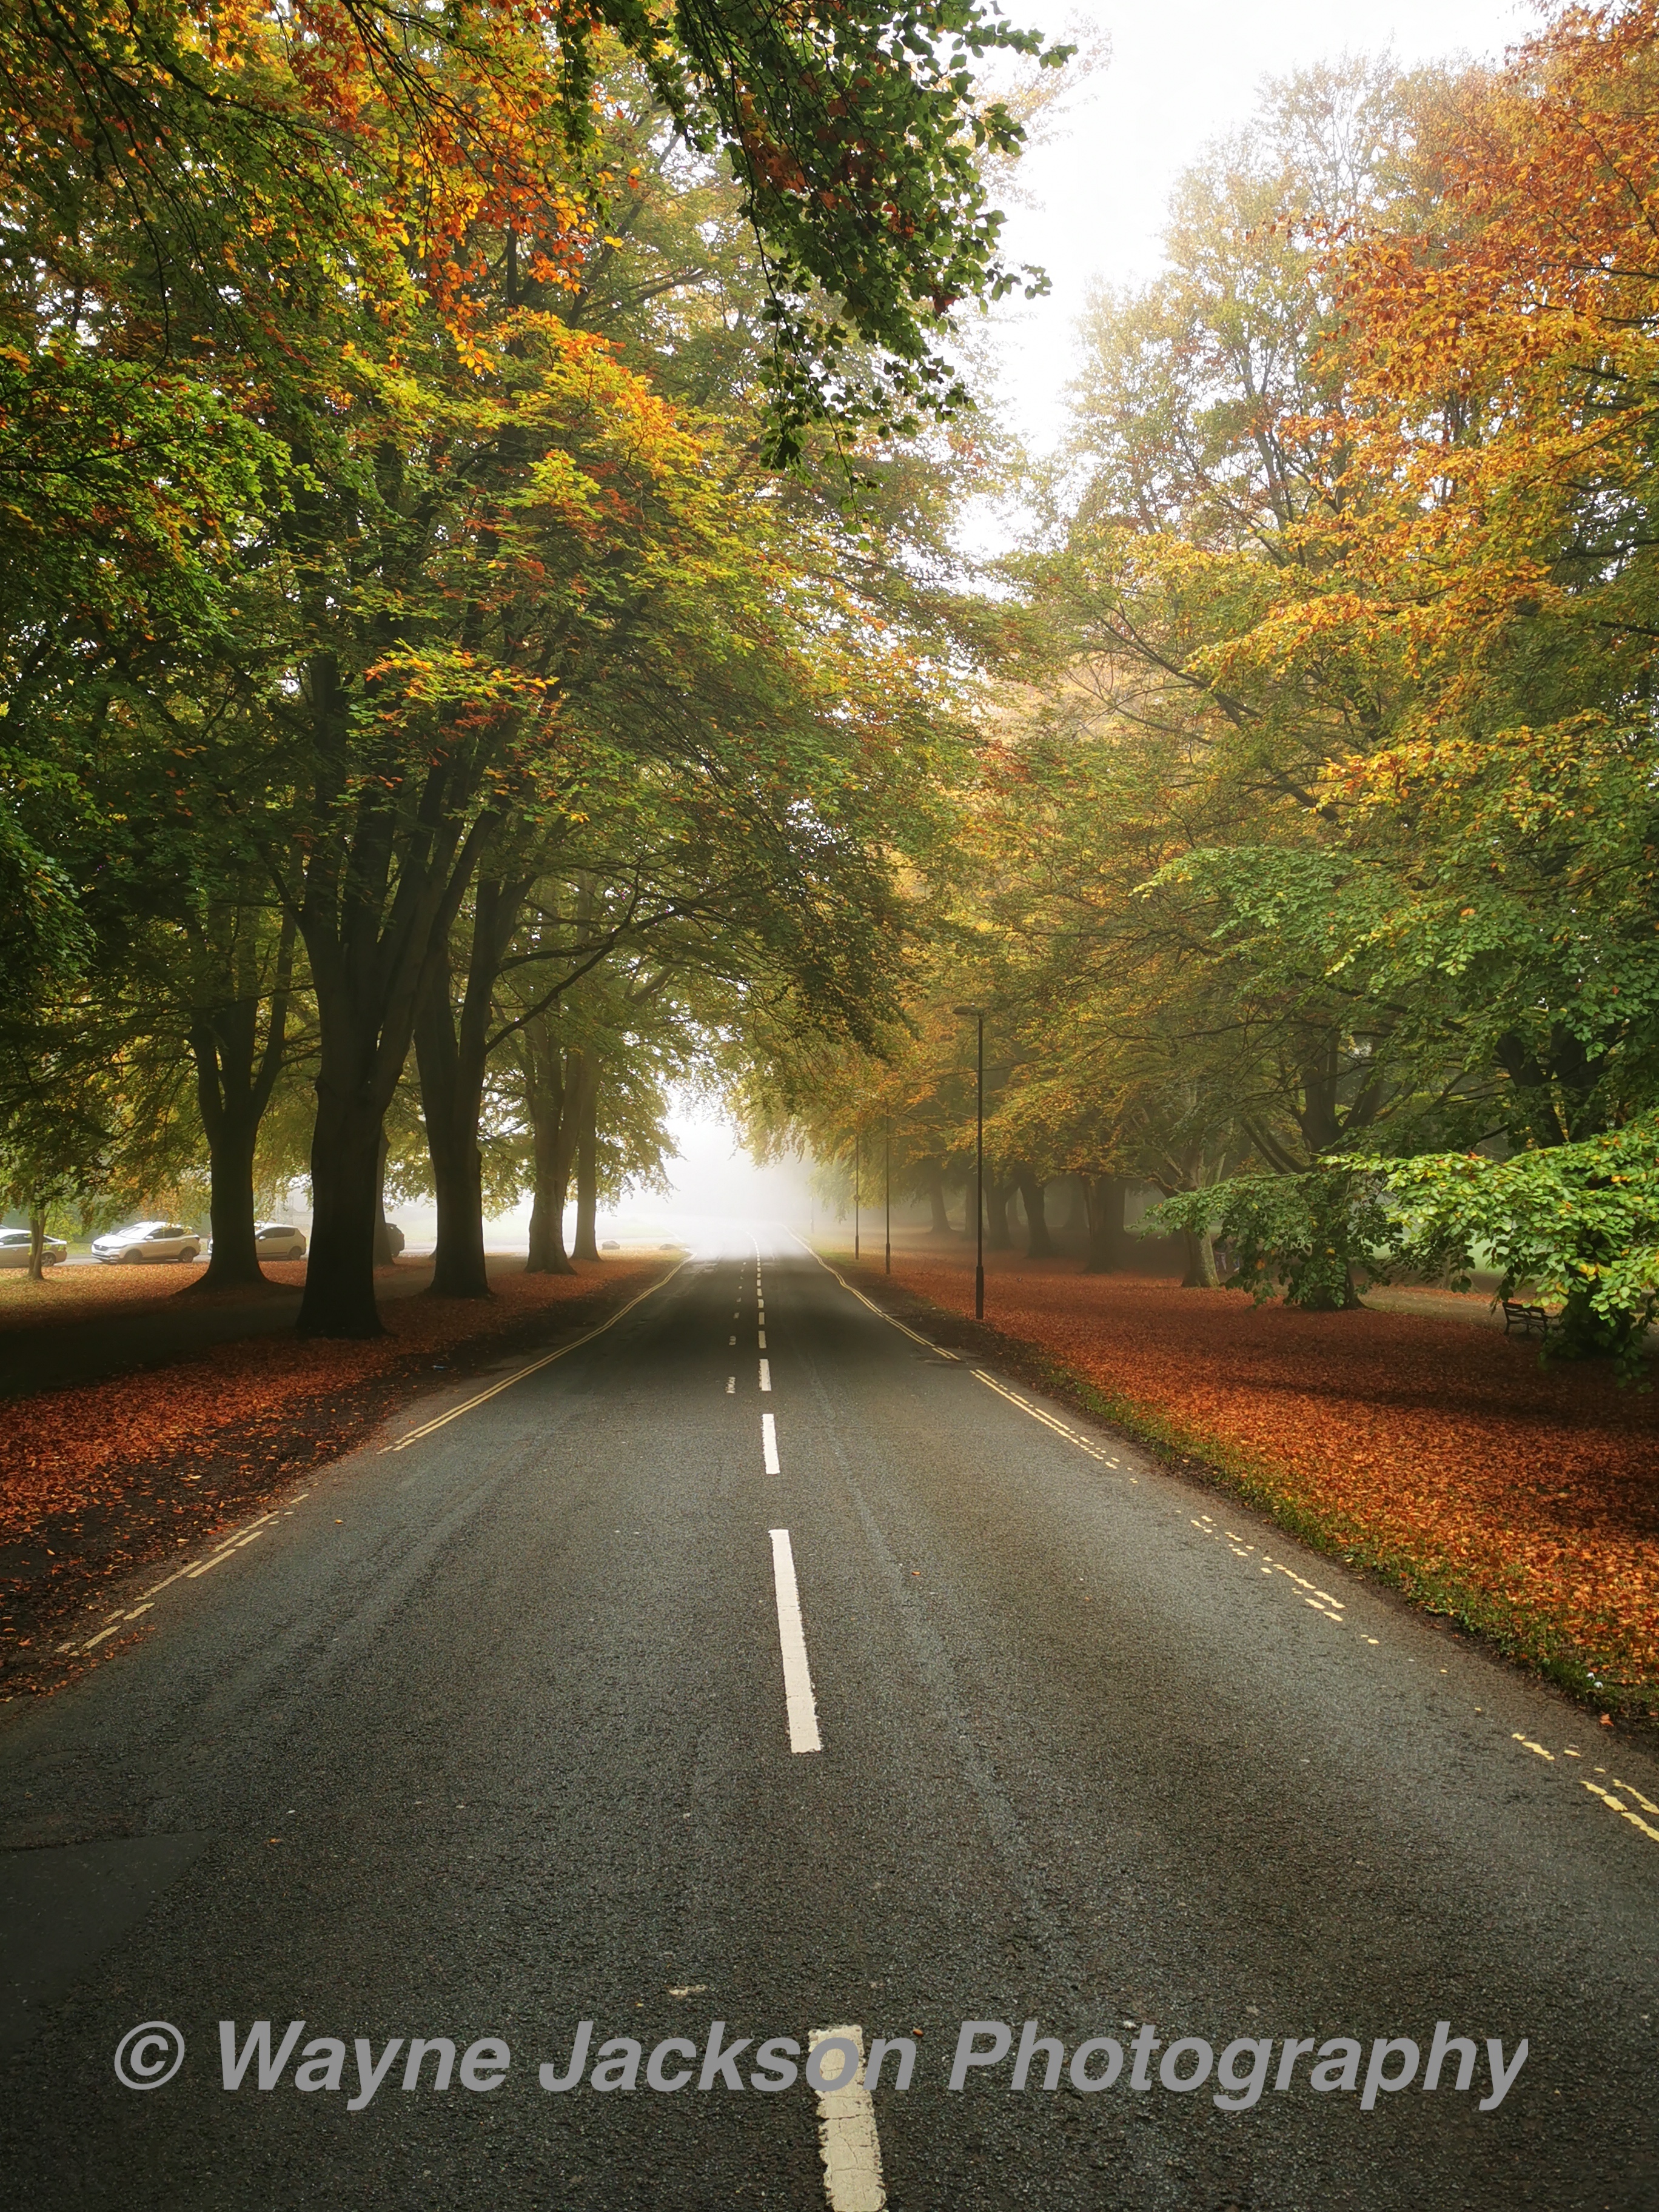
[762,1412,780,1474]
[769,1529,822,1755]
[809,2025,886,2210]
[726,1377,736,1395]
[758,1329,768,1349]
[760,1358,773,1392]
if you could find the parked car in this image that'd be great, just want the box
[255,1221,307,1260]
[91,1221,202,1264]
[205,1221,309,1261]
[0,1228,67,1268]
[380,1221,406,1261]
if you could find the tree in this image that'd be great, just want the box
[1362,1119,1659,1375]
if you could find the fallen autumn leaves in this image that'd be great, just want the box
[0,1257,667,1699]
[854,1250,1659,1716]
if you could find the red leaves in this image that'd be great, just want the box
[887,1254,1659,1697]
[0,1259,663,1695]
[0,1262,662,1542]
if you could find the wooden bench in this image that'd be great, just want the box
[1503,1300,1552,1339]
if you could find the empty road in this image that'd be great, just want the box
[1,1232,1654,2209]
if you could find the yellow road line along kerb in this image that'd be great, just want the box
[791,1236,956,1356]
[1190,1515,1348,1622]
[971,1370,1114,1462]
[383,1261,685,1452]
[1581,1778,1659,1846]
[1189,1513,1659,1861]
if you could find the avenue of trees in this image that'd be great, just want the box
[8,0,1659,1371]
[759,2,1659,1372]
[0,0,1065,1329]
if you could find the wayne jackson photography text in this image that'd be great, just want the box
[132,2018,1530,2114]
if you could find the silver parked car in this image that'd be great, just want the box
[0,1228,67,1268]
[203,1222,309,1260]
[91,1220,202,1264]
[255,1221,307,1260]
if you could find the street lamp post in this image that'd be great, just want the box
[884,1115,892,1276]
[952,1005,986,1319]
[853,1124,860,1262]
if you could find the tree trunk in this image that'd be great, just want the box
[415,879,535,1300]
[423,1113,488,1295]
[374,1132,398,1267]
[573,1063,600,1262]
[26,1208,46,1284]
[984,1173,1013,1252]
[187,910,296,1292]
[415,959,490,1299]
[199,1113,261,1289]
[1180,1226,1220,1288]
[1081,1173,1129,1274]
[1012,1167,1053,1259]
[1062,1176,1088,1238]
[925,1170,951,1235]
[298,1073,388,1336]
[292,643,503,1338]
[524,1017,578,1275]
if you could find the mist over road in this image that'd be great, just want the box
[1,1235,1652,2208]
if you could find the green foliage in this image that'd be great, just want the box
[1367,1125,1659,1378]
[1150,1167,1393,1312]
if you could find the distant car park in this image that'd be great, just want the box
[91,1221,202,1264]
[0,1228,67,1268]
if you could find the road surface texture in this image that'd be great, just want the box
[0,1230,1653,2210]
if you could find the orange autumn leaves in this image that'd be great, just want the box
[0,1261,662,1540]
[0,1260,663,1692]
[1275,1,1659,773]
[880,1255,1659,1704]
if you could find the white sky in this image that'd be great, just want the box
[984,0,1540,449]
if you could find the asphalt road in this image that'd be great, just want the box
[0,1230,1654,2211]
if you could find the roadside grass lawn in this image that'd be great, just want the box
[845,1246,1659,1717]
[0,1256,671,1698]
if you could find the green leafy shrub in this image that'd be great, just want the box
[1149,1167,1394,1311]
[1366,1121,1659,1378]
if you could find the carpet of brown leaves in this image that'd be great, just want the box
[0,1257,668,1697]
[0,1256,248,1327]
[869,1248,1659,1705]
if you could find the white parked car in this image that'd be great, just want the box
[203,1222,309,1260]
[91,1221,202,1264]
[0,1228,67,1268]
[255,1221,307,1260]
